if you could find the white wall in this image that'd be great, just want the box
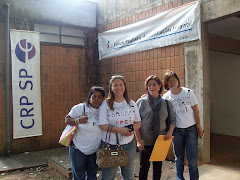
[1,0,96,27]
[210,51,240,137]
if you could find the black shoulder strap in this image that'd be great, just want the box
[165,100,170,113]
[83,104,85,116]
[165,100,171,131]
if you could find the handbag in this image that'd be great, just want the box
[58,104,85,147]
[96,126,129,168]
[58,125,77,147]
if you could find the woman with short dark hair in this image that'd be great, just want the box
[136,75,176,180]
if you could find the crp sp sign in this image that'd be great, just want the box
[11,33,42,139]
[19,68,34,129]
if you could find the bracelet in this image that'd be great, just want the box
[65,116,69,123]
[75,118,80,124]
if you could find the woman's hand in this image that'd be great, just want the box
[192,105,204,139]
[197,127,204,138]
[65,116,88,126]
[79,116,88,124]
[137,139,145,151]
[164,130,173,140]
[120,127,133,137]
[99,125,133,136]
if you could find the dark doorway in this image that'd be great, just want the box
[210,133,240,172]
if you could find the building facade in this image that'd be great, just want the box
[96,0,240,163]
[1,0,240,165]
[0,0,98,154]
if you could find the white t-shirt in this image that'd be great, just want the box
[68,103,102,155]
[98,99,141,145]
[163,87,198,128]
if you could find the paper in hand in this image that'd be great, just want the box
[149,135,174,161]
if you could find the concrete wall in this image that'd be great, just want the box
[1,0,97,28]
[202,0,240,22]
[184,25,210,163]
[0,7,6,155]
[210,51,240,137]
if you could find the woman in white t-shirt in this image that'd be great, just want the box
[65,86,105,180]
[163,70,204,180]
[98,75,141,180]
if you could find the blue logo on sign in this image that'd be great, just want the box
[15,39,36,63]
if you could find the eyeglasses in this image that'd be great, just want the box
[147,83,158,87]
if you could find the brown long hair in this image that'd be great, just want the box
[106,75,131,110]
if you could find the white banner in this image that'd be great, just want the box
[99,1,200,60]
[10,29,42,139]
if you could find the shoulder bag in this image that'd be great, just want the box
[58,104,85,147]
[96,126,129,168]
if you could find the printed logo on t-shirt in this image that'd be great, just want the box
[172,94,191,114]
[85,111,98,126]
[107,103,135,127]
[115,117,133,126]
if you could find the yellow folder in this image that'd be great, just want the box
[149,135,174,161]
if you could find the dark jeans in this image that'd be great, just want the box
[173,125,199,180]
[139,145,162,180]
[69,143,98,180]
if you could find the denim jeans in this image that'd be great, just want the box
[101,139,136,180]
[172,125,199,180]
[139,145,162,180]
[69,143,98,180]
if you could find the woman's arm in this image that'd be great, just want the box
[99,124,132,136]
[191,104,204,138]
[164,100,175,140]
[65,104,88,126]
[134,100,145,150]
[134,121,144,150]
[65,115,88,126]
[164,124,175,140]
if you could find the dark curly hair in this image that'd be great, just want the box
[85,86,105,107]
